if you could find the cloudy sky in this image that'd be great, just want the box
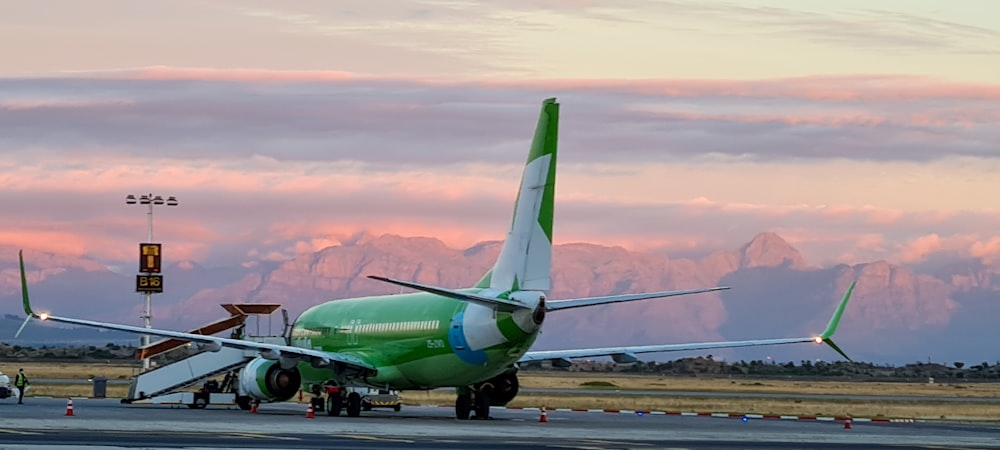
[2,0,999,271]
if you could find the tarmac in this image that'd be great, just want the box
[1,397,999,449]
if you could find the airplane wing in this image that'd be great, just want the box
[545,286,729,312]
[17,251,375,375]
[521,281,856,365]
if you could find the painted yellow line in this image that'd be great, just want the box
[0,429,42,435]
[584,439,652,447]
[226,432,300,441]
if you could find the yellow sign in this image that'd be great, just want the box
[139,243,162,273]
[136,274,164,293]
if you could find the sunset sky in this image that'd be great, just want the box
[2,0,999,272]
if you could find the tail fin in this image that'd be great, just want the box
[478,98,559,293]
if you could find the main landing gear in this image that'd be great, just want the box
[455,387,493,420]
[455,371,520,420]
[321,386,361,417]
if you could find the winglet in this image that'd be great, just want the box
[16,250,39,338]
[18,250,37,318]
[818,281,856,361]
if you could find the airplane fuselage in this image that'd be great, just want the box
[289,290,539,390]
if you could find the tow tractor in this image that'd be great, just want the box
[361,388,402,412]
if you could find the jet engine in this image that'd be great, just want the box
[473,369,519,406]
[238,358,301,402]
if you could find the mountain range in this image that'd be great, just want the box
[1,232,997,365]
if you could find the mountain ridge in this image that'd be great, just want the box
[2,232,997,364]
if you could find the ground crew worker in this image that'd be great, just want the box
[13,368,28,404]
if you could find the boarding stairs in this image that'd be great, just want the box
[124,304,287,403]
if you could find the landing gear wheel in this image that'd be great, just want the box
[393,403,401,412]
[236,396,253,411]
[473,390,491,420]
[346,392,362,417]
[326,394,343,416]
[455,393,472,420]
[190,395,208,409]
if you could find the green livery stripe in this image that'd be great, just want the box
[496,315,524,342]
[530,98,559,242]
[18,250,35,317]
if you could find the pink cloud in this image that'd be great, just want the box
[0,229,122,260]
[635,110,890,127]
[125,66,362,83]
[970,237,1000,263]
[483,74,1000,101]
[0,98,134,110]
[60,67,1000,102]
[897,234,943,263]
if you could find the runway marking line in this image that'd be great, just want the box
[343,434,416,444]
[0,430,42,435]
[583,439,652,447]
[226,432,301,441]
[428,404,922,424]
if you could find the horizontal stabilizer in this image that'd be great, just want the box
[366,275,530,312]
[546,286,729,312]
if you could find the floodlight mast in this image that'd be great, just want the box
[125,193,178,371]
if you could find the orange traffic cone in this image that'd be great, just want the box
[539,407,548,423]
[65,398,74,416]
[306,404,315,419]
[843,419,852,430]
[250,401,258,414]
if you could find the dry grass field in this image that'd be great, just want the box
[519,372,1000,398]
[8,362,1000,420]
[6,361,139,380]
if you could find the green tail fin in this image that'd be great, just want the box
[481,98,559,293]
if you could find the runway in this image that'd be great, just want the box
[1,397,998,449]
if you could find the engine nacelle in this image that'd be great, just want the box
[238,357,301,402]
[474,370,519,406]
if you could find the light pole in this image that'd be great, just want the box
[126,193,178,371]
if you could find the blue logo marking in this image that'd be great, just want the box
[448,311,488,365]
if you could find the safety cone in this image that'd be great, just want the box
[843,419,852,430]
[65,398,74,417]
[306,404,315,419]
[539,407,548,423]
[250,401,258,414]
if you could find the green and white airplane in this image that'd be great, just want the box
[17,98,854,420]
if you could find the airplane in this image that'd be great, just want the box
[16,97,855,420]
